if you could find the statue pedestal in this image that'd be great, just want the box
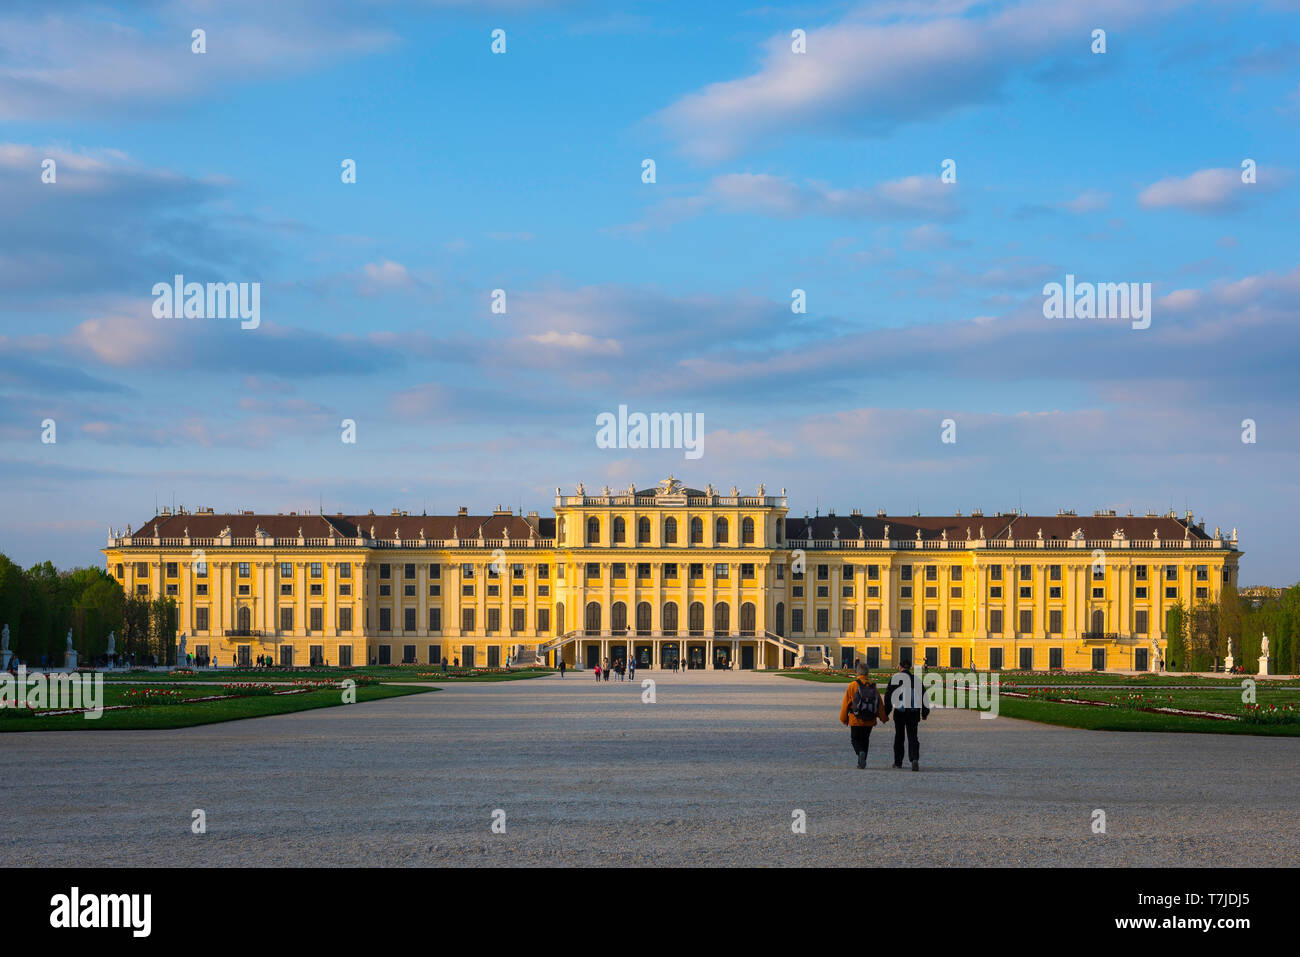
[1258,655,1271,676]
[1224,654,1234,673]
[65,651,77,670]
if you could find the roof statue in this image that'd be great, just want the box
[601,485,611,496]
[394,527,400,541]
[757,483,765,496]
[730,486,739,497]
[576,482,585,496]
[370,525,375,539]
[884,524,891,540]
[966,527,972,540]
[419,528,425,539]
[916,528,922,540]
[1153,528,1159,541]
[627,483,636,495]
[941,528,947,540]
[1037,528,1043,540]
[1071,528,1084,541]
[832,526,839,540]
[979,525,985,539]
[1184,524,1191,540]
[657,476,683,496]
[706,483,715,496]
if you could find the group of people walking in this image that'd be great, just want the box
[592,657,637,682]
[839,660,930,771]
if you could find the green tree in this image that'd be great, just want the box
[1164,601,1188,672]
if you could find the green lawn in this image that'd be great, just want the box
[99,666,555,684]
[0,682,431,732]
[776,670,1300,735]
[777,669,1299,689]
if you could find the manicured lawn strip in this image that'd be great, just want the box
[1058,687,1300,717]
[994,695,1300,737]
[775,671,1300,735]
[775,670,1298,689]
[99,667,555,683]
[0,684,430,733]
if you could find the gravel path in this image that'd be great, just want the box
[3,671,1296,867]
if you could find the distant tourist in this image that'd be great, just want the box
[839,661,888,769]
[593,663,601,682]
[885,660,930,771]
[453,656,459,668]
[558,659,566,678]
[627,658,635,681]
[441,658,448,673]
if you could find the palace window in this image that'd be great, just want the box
[280,583,292,596]
[513,563,526,579]
[866,609,880,633]
[990,586,1001,599]
[663,563,678,580]
[1048,586,1061,599]
[989,565,1002,582]
[664,517,678,543]
[817,564,829,581]
[900,565,913,581]
[816,609,829,633]
[637,562,651,579]
[487,609,501,634]
[1135,587,1147,599]
[925,587,938,599]
[1019,564,1032,581]
[429,608,441,631]
[1165,566,1178,581]
[379,608,391,631]
[612,563,626,580]
[926,565,937,581]
[429,563,440,579]
[166,562,178,578]
[340,584,352,596]
[715,517,729,545]
[338,562,351,578]
[196,584,208,596]
[900,585,912,599]
[1049,564,1061,581]
[742,517,755,544]
[1019,610,1032,633]
[1135,610,1149,634]
[1019,586,1031,599]
[379,563,391,579]
[613,517,626,543]
[310,608,322,632]
[196,608,209,631]
[1196,565,1208,582]
[950,566,962,582]
[311,562,322,578]
[311,584,323,597]
[843,564,855,579]
[1092,587,1104,599]
[513,608,526,633]
[899,609,913,634]
[638,517,651,544]
[867,586,879,598]
[403,585,416,597]
[989,609,1003,633]
[690,517,704,544]
[1048,610,1062,634]
[537,564,549,579]
[841,609,855,634]
[867,564,879,580]
[405,563,416,580]
[950,587,962,599]
[280,608,294,632]
[714,563,729,580]
[791,609,804,633]
[950,610,962,634]
[339,608,352,632]
[587,517,600,544]
[689,563,704,580]
[1135,565,1147,581]
[924,610,937,633]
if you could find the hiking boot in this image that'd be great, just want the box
[857,752,867,770]
[911,760,919,772]
[892,762,902,769]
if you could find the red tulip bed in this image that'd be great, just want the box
[1001,688,1239,721]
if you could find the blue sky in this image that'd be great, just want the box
[1,0,1298,581]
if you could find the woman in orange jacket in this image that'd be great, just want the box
[839,662,888,768]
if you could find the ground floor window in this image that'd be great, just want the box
[378,645,391,665]
[279,645,294,667]
[310,644,323,666]
[924,646,938,667]
[866,646,880,669]
[1019,647,1033,670]
[403,644,416,664]
[1049,647,1062,669]
[462,645,475,667]
[429,644,442,665]
[989,647,1003,670]
[238,645,251,668]
[949,647,962,668]
[1135,647,1149,671]
[488,645,500,667]
[339,645,353,667]
[1092,648,1106,671]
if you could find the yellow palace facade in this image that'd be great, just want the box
[102,477,1241,673]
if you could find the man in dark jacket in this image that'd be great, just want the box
[885,660,930,771]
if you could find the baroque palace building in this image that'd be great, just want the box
[103,477,1241,673]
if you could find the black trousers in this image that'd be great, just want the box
[850,724,874,756]
[892,711,921,764]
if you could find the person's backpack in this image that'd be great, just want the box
[849,679,880,719]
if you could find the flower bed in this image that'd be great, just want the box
[1241,702,1300,725]
[220,683,278,696]
[122,688,188,702]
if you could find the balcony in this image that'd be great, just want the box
[1081,631,1120,642]
[224,629,264,638]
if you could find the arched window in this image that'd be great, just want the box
[613,517,626,544]
[664,517,678,543]
[637,517,651,544]
[663,602,678,636]
[689,601,705,635]
[742,517,755,545]
[1091,609,1104,634]
[585,601,601,635]
[715,517,729,545]
[611,601,628,634]
[775,602,785,637]
[237,606,251,632]
[690,517,704,544]
[713,602,730,636]
[740,602,756,635]
[636,602,651,635]
[586,516,600,545]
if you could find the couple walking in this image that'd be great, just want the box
[838,660,929,771]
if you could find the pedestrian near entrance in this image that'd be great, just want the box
[558,659,566,678]
[839,662,888,768]
[593,663,601,682]
[885,660,930,771]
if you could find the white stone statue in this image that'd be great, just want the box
[1150,636,1162,670]
[757,483,765,496]
[576,482,585,495]
[730,486,738,497]
[1261,634,1269,656]
[106,631,115,657]
[915,528,922,540]
[941,528,947,540]
[66,628,73,653]
[1037,528,1043,540]
[177,632,188,664]
[884,524,891,540]
[1153,529,1159,542]
[979,525,985,539]
[966,527,972,540]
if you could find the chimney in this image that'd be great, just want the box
[457,506,468,517]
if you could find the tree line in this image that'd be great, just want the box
[0,553,178,666]
[1163,583,1297,673]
